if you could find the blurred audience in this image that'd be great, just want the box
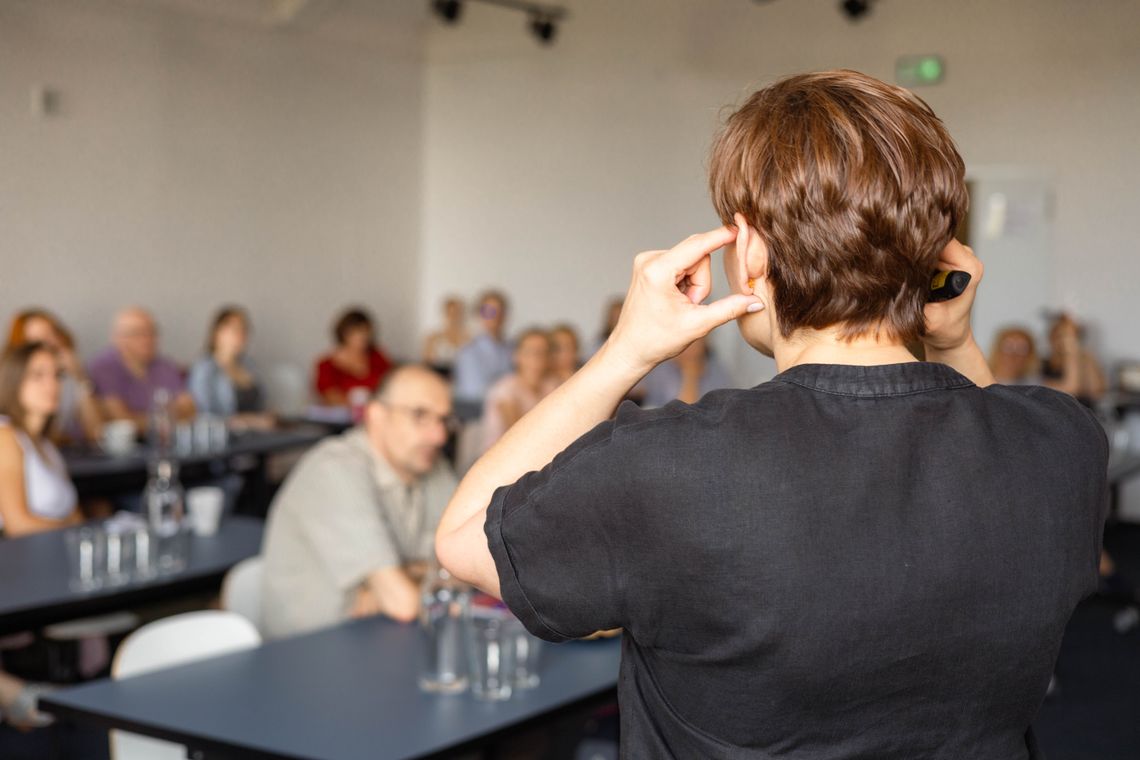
[452,291,512,414]
[422,296,470,377]
[0,344,81,537]
[315,307,393,407]
[5,309,104,444]
[989,327,1041,385]
[481,329,556,453]
[638,335,733,407]
[189,307,273,431]
[591,297,624,356]
[549,323,581,384]
[1041,314,1106,407]
[261,366,457,638]
[88,307,195,432]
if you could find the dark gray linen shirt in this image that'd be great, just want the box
[486,362,1108,759]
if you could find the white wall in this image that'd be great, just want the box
[421,0,1140,384]
[0,0,426,385]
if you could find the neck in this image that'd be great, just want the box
[23,413,47,439]
[215,350,239,366]
[375,443,415,486]
[519,372,544,393]
[123,354,149,376]
[773,326,917,372]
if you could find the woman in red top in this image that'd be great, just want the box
[314,308,393,406]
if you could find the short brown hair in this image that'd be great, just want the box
[6,308,75,352]
[333,307,376,348]
[709,70,967,342]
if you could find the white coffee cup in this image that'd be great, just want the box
[186,486,225,537]
[102,420,138,456]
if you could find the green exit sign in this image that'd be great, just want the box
[896,55,945,86]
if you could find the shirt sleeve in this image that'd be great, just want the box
[187,360,215,415]
[484,401,678,642]
[287,450,403,591]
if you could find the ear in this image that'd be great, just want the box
[732,213,768,295]
[364,400,384,429]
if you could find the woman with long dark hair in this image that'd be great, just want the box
[0,343,81,537]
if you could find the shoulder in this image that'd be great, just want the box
[486,374,517,399]
[87,348,120,375]
[188,357,217,378]
[984,383,1107,450]
[0,424,24,464]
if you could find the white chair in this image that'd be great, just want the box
[221,556,264,633]
[110,611,261,760]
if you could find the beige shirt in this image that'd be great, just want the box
[261,428,457,639]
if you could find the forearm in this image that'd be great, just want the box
[438,344,647,546]
[924,335,994,388]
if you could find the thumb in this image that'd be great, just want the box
[692,294,765,333]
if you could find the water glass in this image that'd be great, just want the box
[173,423,194,457]
[65,527,106,592]
[130,525,158,581]
[466,608,516,701]
[507,617,543,690]
[103,525,135,587]
[419,587,470,694]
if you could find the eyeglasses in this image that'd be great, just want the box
[380,403,461,434]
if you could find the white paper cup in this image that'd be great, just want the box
[102,420,138,456]
[186,486,225,537]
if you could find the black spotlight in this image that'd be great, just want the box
[840,0,871,20]
[431,0,463,23]
[529,14,557,44]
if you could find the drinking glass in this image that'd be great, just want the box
[466,607,516,701]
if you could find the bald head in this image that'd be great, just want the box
[112,307,159,366]
[375,364,449,404]
[366,365,453,483]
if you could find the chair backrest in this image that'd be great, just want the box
[264,362,308,416]
[221,556,265,632]
[110,611,261,760]
[455,418,484,476]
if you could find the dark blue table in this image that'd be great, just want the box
[0,516,264,636]
[42,617,622,760]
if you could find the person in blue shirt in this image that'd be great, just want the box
[451,291,513,418]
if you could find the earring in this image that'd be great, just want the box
[747,278,756,290]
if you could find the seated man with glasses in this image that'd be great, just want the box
[261,365,458,639]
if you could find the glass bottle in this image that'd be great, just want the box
[143,457,187,574]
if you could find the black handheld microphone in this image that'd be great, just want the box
[929,271,971,302]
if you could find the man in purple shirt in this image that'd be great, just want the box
[88,307,195,433]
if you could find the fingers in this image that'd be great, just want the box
[682,254,713,304]
[658,226,736,275]
[689,293,765,334]
[937,239,983,280]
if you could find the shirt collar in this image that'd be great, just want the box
[771,362,974,398]
[345,428,407,492]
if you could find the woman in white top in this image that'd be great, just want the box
[422,296,470,376]
[0,342,80,537]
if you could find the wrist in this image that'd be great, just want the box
[591,340,655,387]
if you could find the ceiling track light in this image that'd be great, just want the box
[840,0,872,21]
[431,0,463,23]
[430,0,568,46]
